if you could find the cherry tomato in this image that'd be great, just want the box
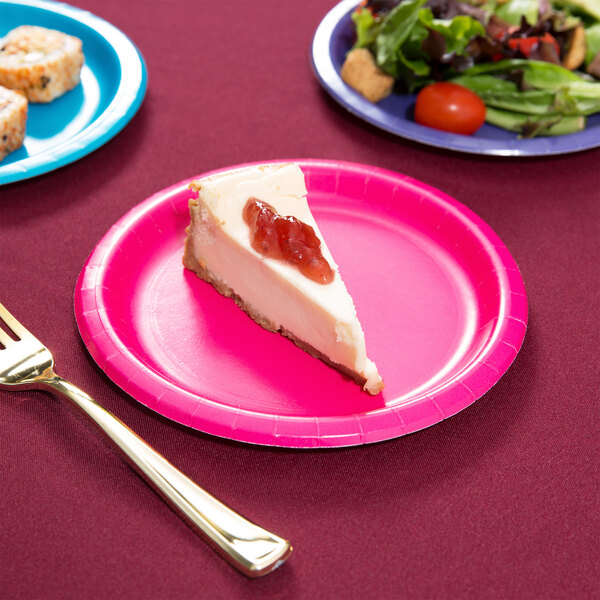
[507,32,560,58]
[414,82,486,135]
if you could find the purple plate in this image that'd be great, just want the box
[310,0,600,156]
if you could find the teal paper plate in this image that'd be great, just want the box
[0,0,147,184]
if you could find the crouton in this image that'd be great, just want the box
[340,48,394,103]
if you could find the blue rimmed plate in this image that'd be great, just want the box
[0,0,147,184]
[311,0,600,156]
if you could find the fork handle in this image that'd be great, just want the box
[42,375,292,577]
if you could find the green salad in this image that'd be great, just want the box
[347,0,600,136]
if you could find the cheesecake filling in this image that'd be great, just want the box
[185,164,383,394]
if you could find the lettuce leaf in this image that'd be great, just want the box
[418,10,486,56]
[485,107,585,136]
[451,74,561,113]
[452,73,600,114]
[374,0,428,77]
[495,0,539,26]
[464,59,600,98]
[352,6,380,48]
[585,23,600,65]
[552,0,600,20]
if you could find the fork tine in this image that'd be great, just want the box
[0,325,13,347]
[0,302,34,341]
[0,323,14,347]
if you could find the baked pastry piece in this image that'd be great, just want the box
[340,48,394,103]
[0,85,27,162]
[183,163,384,395]
[0,26,84,102]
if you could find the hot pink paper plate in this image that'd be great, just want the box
[74,160,528,448]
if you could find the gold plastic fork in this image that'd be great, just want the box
[0,302,291,577]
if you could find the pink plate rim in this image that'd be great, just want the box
[74,159,528,448]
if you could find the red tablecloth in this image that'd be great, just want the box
[1,1,598,598]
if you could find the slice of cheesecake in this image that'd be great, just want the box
[182,163,384,395]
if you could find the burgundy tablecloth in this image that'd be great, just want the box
[1,1,599,598]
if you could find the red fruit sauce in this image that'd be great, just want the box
[243,197,334,284]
